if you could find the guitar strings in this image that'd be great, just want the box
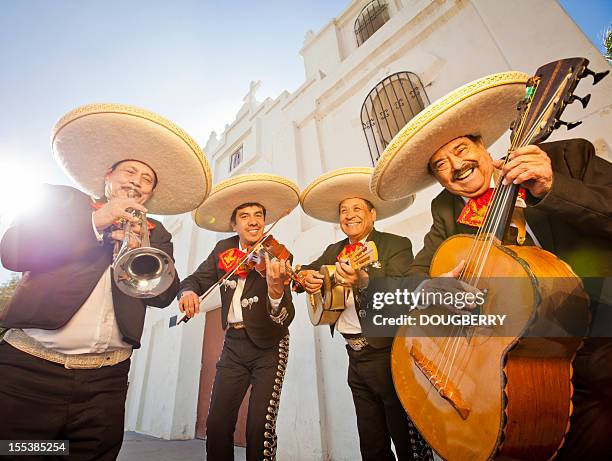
[437,92,534,392]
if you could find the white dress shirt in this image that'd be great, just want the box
[22,213,132,354]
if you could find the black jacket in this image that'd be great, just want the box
[300,228,414,348]
[179,235,294,348]
[0,185,179,348]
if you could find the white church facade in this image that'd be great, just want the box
[124,0,612,459]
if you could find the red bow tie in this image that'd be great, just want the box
[218,248,249,278]
[457,188,526,228]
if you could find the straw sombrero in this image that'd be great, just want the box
[301,167,414,223]
[193,174,300,231]
[371,71,529,200]
[52,103,212,214]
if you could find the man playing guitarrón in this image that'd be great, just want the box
[371,70,612,460]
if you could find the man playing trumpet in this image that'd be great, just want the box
[0,104,211,460]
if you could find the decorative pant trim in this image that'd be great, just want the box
[262,334,289,461]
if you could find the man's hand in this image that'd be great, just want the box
[110,221,144,249]
[335,259,369,289]
[494,145,553,198]
[420,260,484,314]
[178,290,200,318]
[299,269,324,294]
[92,197,147,231]
[266,253,289,300]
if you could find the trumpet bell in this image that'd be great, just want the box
[113,246,176,298]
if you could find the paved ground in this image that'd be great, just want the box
[118,432,246,461]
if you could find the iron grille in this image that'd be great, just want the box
[361,72,429,166]
[229,146,243,172]
[354,0,390,46]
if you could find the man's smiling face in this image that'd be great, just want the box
[231,204,266,247]
[339,197,376,243]
[429,136,495,198]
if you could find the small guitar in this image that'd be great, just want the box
[305,241,379,326]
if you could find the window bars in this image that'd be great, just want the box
[354,0,390,46]
[361,72,430,166]
[229,146,243,172]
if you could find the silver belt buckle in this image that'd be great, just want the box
[347,337,368,351]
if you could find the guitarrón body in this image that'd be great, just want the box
[391,235,589,460]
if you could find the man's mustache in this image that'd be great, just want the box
[452,161,478,181]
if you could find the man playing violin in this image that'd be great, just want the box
[371,72,612,459]
[0,104,210,460]
[179,174,299,461]
[297,167,433,461]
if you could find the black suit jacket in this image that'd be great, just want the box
[179,235,294,349]
[409,138,612,333]
[0,185,179,348]
[300,228,414,348]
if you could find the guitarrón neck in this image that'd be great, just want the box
[481,181,520,242]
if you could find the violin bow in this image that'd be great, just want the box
[177,210,291,325]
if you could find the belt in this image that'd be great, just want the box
[228,322,246,330]
[342,333,369,351]
[3,329,132,369]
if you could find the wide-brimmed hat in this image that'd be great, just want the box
[301,167,414,223]
[193,174,300,231]
[371,71,529,200]
[52,103,212,214]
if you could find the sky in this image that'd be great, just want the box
[0,0,610,282]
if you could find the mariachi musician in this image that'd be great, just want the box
[178,173,299,461]
[297,167,433,461]
[370,70,612,459]
[0,104,211,459]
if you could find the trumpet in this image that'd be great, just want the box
[112,190,176,298]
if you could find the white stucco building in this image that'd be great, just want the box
[124,0,612,459]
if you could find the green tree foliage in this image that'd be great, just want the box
[605,24,612,63]
[0,274,20,312]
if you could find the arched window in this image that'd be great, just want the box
[354,0,390,46]
[229,145,243,172]
[361,72,430,166]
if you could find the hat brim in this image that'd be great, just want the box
[52,103,212,215]
[371,72,529,201]
[301,167,414,222]
[193,174,300,231]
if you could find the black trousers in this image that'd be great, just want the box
[206,328,289,461]
[0,341,130,461]
[556,338,612,460]
[346,344,433,461]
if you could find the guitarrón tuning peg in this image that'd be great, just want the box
[569,94,591,109]
[555,119,582,130]
[579,67,609,85]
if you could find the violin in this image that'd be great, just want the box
[177,233,304,325]
[240,235,305,288]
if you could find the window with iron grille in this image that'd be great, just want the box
[361,72,430,166]
[229,146,243,172]
[354,0,390,46]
